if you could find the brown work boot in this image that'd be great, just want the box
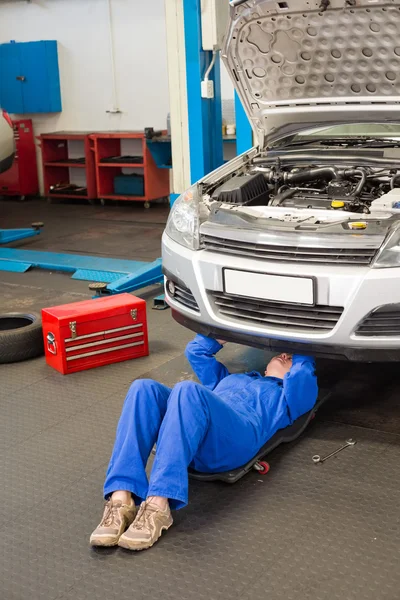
[90,498,137,547]
[118,500,173,551]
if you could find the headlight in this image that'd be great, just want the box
[165,185,201,250]
[373,223,400,268]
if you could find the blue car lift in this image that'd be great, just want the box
[0,247,163,294]
[0,222,43,245]
[0,228,38,244]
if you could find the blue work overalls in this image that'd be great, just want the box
[104,335,318,509]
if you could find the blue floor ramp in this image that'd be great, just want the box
[0,248,163,294]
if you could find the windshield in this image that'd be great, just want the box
[274,123,400,147]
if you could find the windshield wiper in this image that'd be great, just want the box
[272,137,400,149]
[325,138,400,148]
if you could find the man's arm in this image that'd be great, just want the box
[282,355,318,423]
[184,335,229,391]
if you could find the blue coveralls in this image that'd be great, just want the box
[104,335,318,509]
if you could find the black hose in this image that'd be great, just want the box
[281,166,367,196]
[286,166,340,184]
[343,168,367,197]
[277,184,289,195]
[253,160,369,197]
[274,188,298,206]
[390,173,400,189]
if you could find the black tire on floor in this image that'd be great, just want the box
[0,312,44,364]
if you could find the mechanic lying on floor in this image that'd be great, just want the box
[90,334,318,551]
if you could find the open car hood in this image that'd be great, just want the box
[223,0,400,146]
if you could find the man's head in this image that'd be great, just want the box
[265,353,293,379]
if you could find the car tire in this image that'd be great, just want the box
[0,312,44,364]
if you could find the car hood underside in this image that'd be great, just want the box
[223,0,400,144]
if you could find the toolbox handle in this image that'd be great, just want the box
[47,332,57,355]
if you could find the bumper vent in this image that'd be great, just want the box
[210,291,343,333]
[355,305,400,337]
[202,235,376,266]
[168,281,200,313]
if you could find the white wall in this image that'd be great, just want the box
[0,0,171,133]
[221,62,234,102]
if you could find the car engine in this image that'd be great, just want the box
[211,162,400,214]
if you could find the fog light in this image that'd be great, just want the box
[167,280,176,297]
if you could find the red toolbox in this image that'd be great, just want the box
[42,294,149,375]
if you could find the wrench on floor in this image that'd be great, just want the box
[312,439,356,464]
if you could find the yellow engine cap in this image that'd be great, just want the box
[331,200,345,208]
[349,221,367,230]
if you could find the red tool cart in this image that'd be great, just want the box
[92,131,170,208]
[42,293,149,375]
[39,131,97,203]
[0,119,39,200]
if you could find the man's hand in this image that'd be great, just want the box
[216,339,227,345]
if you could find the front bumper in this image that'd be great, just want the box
[162,233,400,361]
[171,310,400,361]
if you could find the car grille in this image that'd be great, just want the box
[355,305,400,337]
[210,291,343,332]
[169,282,200,312]
[201,235,376,266]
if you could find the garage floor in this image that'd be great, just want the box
[1,199,400,600]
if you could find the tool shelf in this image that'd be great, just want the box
[91,132,170,207]
[39,131,97,202]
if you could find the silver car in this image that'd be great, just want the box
[162,0,400,361]
[0,110,14,174]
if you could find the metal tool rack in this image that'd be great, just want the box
[92,131,170,208]
[39,131,97,203]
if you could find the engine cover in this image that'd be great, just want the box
[212,173,270,206]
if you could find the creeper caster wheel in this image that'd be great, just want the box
[253,461,270,475]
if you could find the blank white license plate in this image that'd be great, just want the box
[224,269,314,305]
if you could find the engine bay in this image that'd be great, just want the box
[211,160,400,215]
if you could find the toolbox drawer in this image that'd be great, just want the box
[42,293,149,374]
